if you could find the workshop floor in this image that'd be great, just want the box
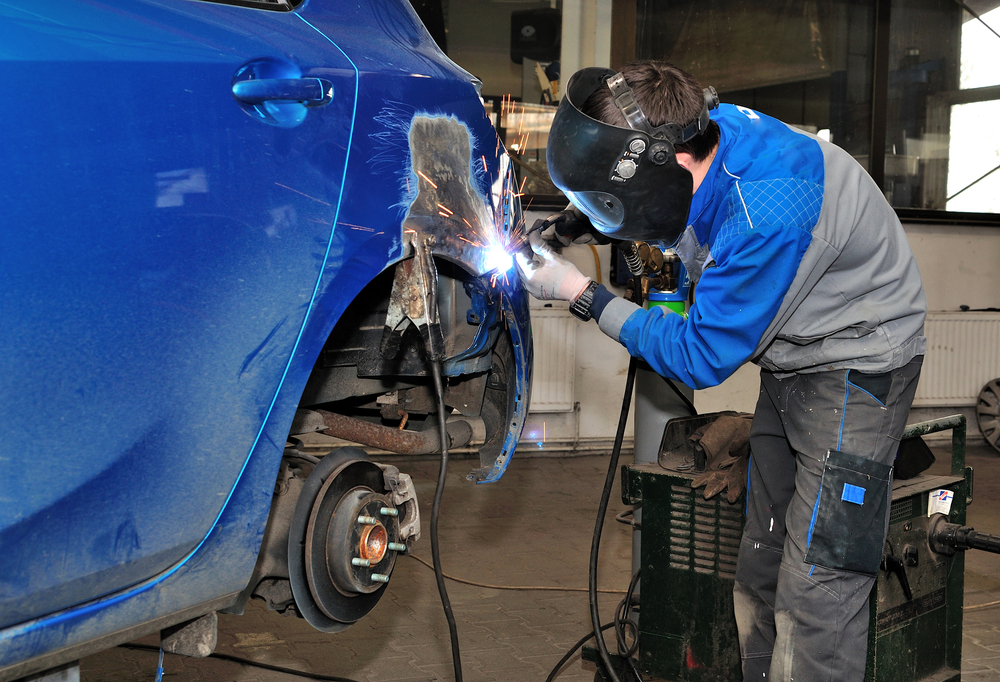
[82,445,1000,682]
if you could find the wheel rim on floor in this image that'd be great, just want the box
[977,378,1000,454]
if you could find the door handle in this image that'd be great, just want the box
[231,78,333,107]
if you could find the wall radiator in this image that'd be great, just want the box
[528,308,576,412]
[526,311,999,412]
[912,312,1000,407]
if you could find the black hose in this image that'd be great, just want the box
[661,376,697,416]
[589,354,640,682]
[544,622,615,682]
[614,568,641,659]
[429,359,463,682]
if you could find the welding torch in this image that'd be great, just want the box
[516,211,644,280]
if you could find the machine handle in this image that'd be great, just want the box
[880,554,913,601]
[232,78,333,107]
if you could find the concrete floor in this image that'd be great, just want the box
[81,444,1000,682]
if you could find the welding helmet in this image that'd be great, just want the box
[546,67,719,243]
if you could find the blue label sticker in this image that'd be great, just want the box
[842,483,866,505]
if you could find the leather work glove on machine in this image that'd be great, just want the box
[689,413,753,504]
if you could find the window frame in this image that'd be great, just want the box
[512,0,1000,227]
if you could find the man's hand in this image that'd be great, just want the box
[533,205,610,247]
[515,231,592,301]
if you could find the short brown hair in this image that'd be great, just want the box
[581,60,720,162]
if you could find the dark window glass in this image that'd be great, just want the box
[637,0,876,166]
[441,0,1000,219]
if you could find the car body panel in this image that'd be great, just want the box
[0,0,531,676]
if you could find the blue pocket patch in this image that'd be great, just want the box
[841,483,866,505]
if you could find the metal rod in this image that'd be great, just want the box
[311,409,473,455]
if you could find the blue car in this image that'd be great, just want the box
[0,1,531,678]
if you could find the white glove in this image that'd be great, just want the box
[515,231,592,301]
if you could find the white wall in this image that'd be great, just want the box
[528,223,1000,445]
[560,0,613,84]
[903,224,1000,311]
[522,211,635,449]
[696,224,1000,430]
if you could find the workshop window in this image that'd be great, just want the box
[437,0,1000,221]
[635,0,1000,221]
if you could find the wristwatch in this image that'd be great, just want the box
[569,280,600,322]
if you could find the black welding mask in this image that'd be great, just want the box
[546,67,719,243]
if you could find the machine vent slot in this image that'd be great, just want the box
[890,497,916,523]
[668,486,696,570]
[665,483,746,577]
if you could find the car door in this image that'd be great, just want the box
[0,0,357,627]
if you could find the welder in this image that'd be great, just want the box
[515,61,927,682]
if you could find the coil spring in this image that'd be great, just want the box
[621,242,644,276]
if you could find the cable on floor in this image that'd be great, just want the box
[406,553,628,594]
[588,355,640,682]
[118,643,360,682]
[614,569,641,660]
[429,359,464,682]
[544,622,615,682]
[967,598,1000,611]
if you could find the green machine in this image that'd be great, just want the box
[596,414,1000,682]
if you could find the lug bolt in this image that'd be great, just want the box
[352,558,371,567]
[357,515,379,525]
[387,542,407,552]
[371,573,390,583]
[379,507,399,517]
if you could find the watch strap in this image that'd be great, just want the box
[569,280,600,321]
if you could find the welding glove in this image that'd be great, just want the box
[690,414,753,503]
[515,230,592,301]
[534,204,611,247]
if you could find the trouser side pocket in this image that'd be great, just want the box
[804,450,892,576]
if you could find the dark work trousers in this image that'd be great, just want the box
[733,357,922,682]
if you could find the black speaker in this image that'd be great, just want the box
[510,8,561,65]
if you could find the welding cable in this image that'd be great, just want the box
[588,354,640,682]
[544,622,615,682]
[119,643,360,682]
[614,568,641,659]
[283,451,321,465]
[429,359,464,682]
[406,553,627,594]
[659,373,698,416]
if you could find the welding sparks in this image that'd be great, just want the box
[437,203,453,215]
[416,170,438,189]
[339,222,376,232]
[482,155,488,173]
[274,182,331,206]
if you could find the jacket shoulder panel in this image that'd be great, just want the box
[715,178,823,251]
